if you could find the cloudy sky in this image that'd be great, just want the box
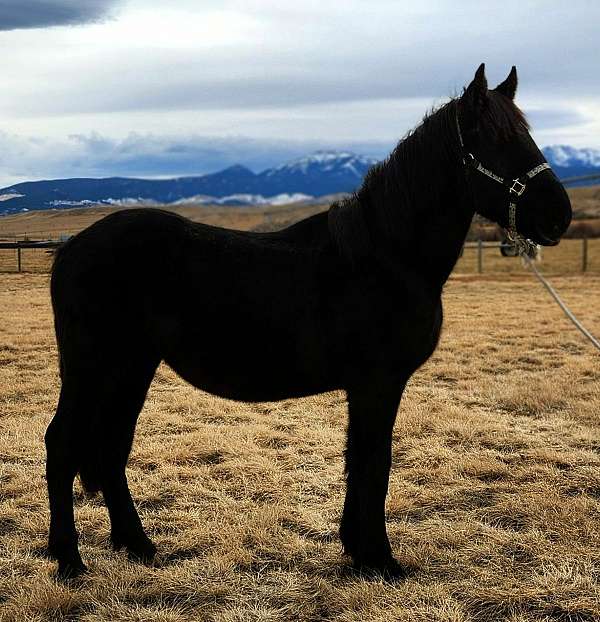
[0,0,598,187]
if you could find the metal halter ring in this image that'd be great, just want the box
[509,179,526,196]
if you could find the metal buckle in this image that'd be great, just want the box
[509,179,526,196]
[463,153,476,167]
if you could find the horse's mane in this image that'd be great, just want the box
[328,91,530,263]
[481,90,530,141]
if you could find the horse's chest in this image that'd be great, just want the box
[388,298,442,369]
[330,281,442,378]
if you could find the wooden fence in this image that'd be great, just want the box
[0,241,61,273]
[0,237,597,275]
[457,238,600,274]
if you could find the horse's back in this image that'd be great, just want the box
[53,208,328,301]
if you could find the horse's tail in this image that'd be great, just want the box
[51,238,103,495]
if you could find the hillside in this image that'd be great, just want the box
[0,202,329,240]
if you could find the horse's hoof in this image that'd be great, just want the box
[113,533,157,564]
[56,559,88,582]
[127,540,157,564]
[353,555,408,581]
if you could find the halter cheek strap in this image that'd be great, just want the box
[456,114,551,257]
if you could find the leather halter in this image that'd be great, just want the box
[456,112,551,257]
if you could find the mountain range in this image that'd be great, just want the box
[0,147,598,215]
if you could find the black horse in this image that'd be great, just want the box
[46,65,571,579]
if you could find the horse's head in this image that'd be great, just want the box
[458,64,571,246]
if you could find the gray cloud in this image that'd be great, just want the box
[525,108,588,131]
[0,0,118,31]
[2,3,600,118]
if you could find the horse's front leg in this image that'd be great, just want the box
[341,377,405,577]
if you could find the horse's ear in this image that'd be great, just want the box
[495,66,518,100]
[462,63,488,112]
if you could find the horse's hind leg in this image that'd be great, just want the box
[45,384,88,579]
[99,360,159,562]
[46,352,158,576]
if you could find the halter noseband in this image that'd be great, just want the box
[456,111,551,257]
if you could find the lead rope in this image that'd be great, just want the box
[521,254,600,352]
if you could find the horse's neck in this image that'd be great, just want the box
[410,179,475,285]
[364,155,474,287]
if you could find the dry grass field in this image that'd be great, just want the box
[1,270,599,621]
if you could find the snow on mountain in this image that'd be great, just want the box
[104,197,159,206]
[543,145,600,168]
[0,193,24,201]
[49,199,98,207]
[270,150,378,176]
[174,192,313,206]
[261,193,313,206]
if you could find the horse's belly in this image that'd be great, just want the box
[159,319,333,402]
[164,353,332,402]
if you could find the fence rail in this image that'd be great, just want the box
[0,238,597,274]
[0,240,61,273]
[560,172,600,186]
[462,238,593,273]
[0,241,62,249]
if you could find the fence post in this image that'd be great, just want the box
[477,239,483,274]
[17,246,21,272]
[582,236,588,273]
